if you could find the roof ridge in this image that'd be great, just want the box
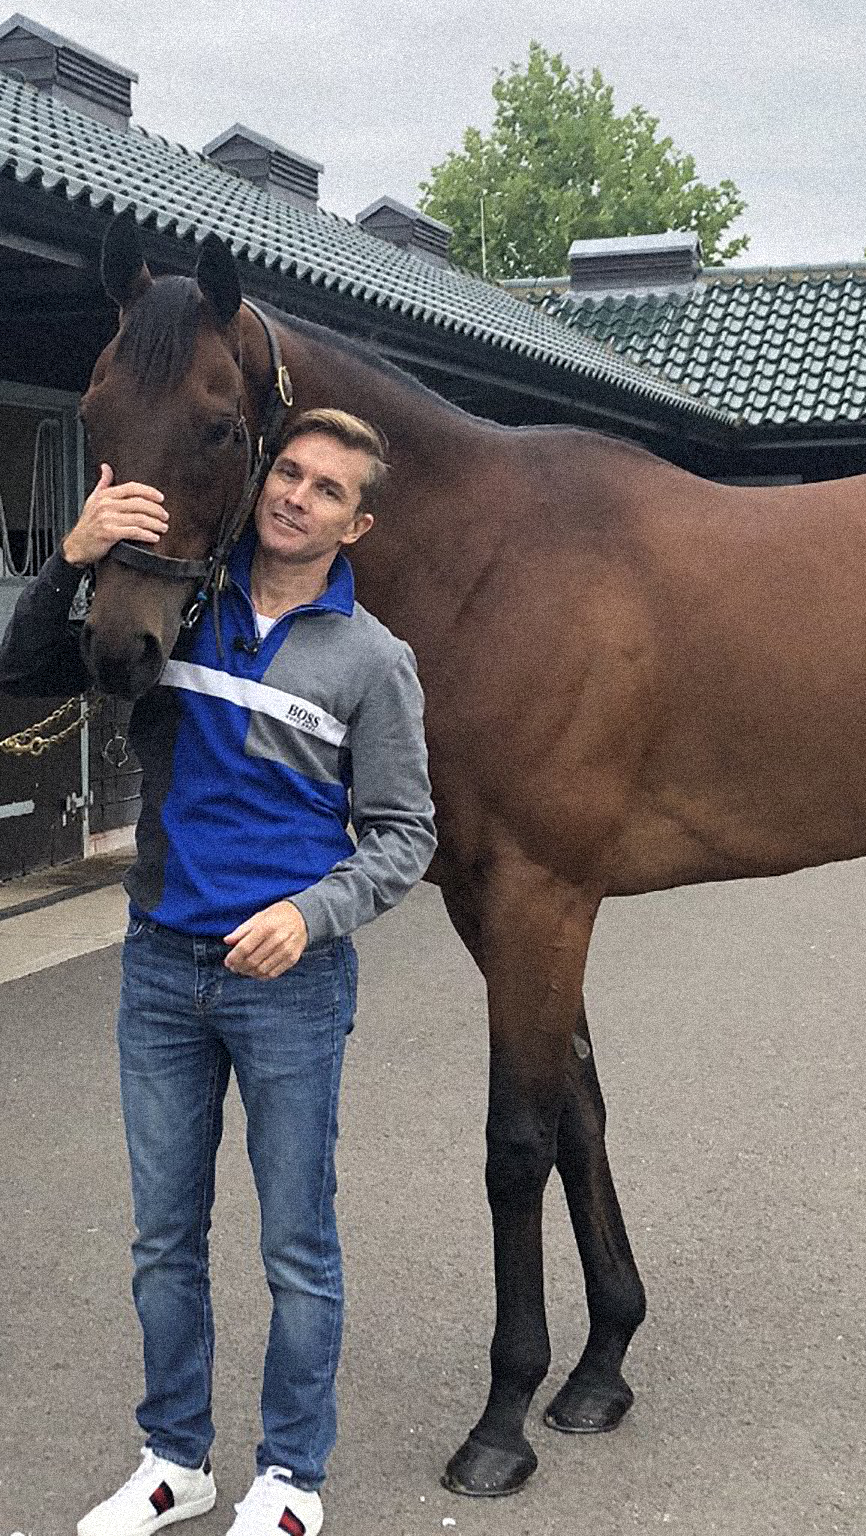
[701,264,866,291]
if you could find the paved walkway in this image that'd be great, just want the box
[0,852,130,983]
[2,860,866,1535]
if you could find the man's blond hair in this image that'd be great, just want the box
[277,409,390,513]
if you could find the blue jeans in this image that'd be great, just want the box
[117,916,358,1491]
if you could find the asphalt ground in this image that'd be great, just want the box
[1,867,866,1536]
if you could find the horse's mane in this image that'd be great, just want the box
[253,297,471,416]
[115,276,202,394]
[252,299,672,468]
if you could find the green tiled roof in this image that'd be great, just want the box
[540,266,866,429]
[0,69,736,427]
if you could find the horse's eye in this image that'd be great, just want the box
[204,420,233,448]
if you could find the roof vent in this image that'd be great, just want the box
[356,197,452,268]
[568,231,702,297]
[0,13,136,130]
[203,124,322,210]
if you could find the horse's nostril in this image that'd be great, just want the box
[80,628,164,700]
[124,631,165,697]
[138,631,163,677]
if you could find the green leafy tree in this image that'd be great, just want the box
[419,43,749,278]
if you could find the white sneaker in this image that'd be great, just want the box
[226,1466,323,1536]
[77,1447,217,1536]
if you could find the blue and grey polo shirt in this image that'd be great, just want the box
[125,525,436,938]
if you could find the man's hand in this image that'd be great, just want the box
[223,899,310,978]
[62,463,168,567]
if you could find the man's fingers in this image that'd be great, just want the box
[109,510,170,531]
[65,472,169,565]
[88,505,169,553]
[107,481,165,503]
[114,524,163,544]
[229,933,271,964]
[230,950,300,978]
[229,930,285,968]
[96,498,169,521]
[224,932,302,975]
[224,917,256,947]
[223,903,308,976]
[84,480,163,516]
[259,955,298,978]
[224,907,299,949]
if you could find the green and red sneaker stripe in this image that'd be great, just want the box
[149,1481,175,1517]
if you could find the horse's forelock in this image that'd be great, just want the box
[113,276,203,395]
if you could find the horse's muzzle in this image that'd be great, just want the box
[81,622,165,701]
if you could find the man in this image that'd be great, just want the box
[0,409,436,1536]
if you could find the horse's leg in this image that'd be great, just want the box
[441,856,597,1497]
[544,999,646,1431]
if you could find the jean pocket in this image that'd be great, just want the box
[338,937,359,1028]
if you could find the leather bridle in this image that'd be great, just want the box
[101,300,293,644]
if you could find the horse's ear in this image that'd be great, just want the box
[101,208,152,309]
[195,234,241,326]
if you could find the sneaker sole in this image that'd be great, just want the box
[77,1485,217,1536]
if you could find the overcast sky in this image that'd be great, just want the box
[18,0,866,269]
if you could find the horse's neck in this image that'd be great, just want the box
[269,320,493,631]
[281,322,475,466]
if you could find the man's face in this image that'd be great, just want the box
[254,431,375,566]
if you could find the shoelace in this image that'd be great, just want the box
[233,1465,296,1518]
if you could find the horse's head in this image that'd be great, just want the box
[80,211,259,698]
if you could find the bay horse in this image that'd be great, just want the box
[80,211,866,1498]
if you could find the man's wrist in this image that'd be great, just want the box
[284,899,309,936]
[61,533,89,569]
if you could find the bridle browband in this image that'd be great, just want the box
[103,299,293,644]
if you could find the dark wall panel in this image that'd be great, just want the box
[0,696,83,877]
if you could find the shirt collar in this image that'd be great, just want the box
[229,523,355,617]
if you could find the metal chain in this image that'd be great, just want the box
[0,693,104,758]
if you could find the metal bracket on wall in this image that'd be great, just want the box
[62,788,93,827]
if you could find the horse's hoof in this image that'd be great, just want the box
[441,1433,538,1496]
[544,1373,634,1434]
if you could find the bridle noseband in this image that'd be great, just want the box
[101,300,293,645]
